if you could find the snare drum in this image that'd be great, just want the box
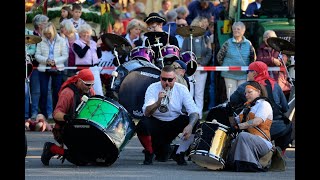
[180,51,198,76]
[189,122,232,170]
[63,96,136,166]
[161,45,180,60]
[130,46,155,62]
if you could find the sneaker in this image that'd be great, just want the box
[173,152,187,165]
[143,151,154,165]
[41,142,55,166]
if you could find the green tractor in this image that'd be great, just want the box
[216,0,295,50]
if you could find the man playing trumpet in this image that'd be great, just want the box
[136,65,200,165]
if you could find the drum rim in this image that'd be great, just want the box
[131,46,155,53]
[189,150,225,164]
[160,44,180,50]
[89,95,131,115]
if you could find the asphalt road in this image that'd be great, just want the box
[25,131,295,180]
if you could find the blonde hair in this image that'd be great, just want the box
[42,22,58,39]
[126,19,145,34]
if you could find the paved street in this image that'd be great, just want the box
[25,131,295,180]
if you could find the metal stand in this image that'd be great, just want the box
[155,37,164,68]
[278,52,294,87]
[189,33,194,69]
[113,47,121,67]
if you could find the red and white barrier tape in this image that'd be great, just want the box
[33,66,286,71]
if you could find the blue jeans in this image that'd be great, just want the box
[25,80,30,120]
[30,69,53,118]
[208,71,215,109]
[38,71,63,118]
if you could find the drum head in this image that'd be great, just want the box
[118,67,160,119]
[189,153,225,170]
[63,95,136,166]
[206,104,230,127]
[63,119,119,166]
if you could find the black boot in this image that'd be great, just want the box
[143,151,154,165]
[173,152,187,165]
[41,142,56,166]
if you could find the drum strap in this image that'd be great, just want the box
[67,84,83,116]
[265,80,290,124]
[254,126,271,142]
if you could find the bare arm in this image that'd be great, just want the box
[144,91,166,117]
[238,117,263,130]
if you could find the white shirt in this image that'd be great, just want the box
[142,81,199,121]
[235,99,273,149]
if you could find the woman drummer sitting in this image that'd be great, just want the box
[226,81,273,172]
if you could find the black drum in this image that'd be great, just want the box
[189,122,232,170]
[116,60,161,119]
[206,103,231,127]
[111,59,160,93]
[63,96,136,166]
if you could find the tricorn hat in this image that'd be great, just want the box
[144,12,166,24]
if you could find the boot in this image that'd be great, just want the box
[143,151,154,165]
[41,142,56,166]
[173,152,187,165]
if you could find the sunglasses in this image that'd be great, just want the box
[246,70,255,74]
[80,78,94,87]
[161,77,175,82]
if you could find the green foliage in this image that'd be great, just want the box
[26,8,43,23]
[47,10,61,21]
[81,12,101,23]
[26,7,101,24]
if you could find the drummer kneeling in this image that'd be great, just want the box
[40,69,96,166]
[136,65,200,165]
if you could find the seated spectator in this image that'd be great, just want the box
[245,0,263,17]
[25,114,52,132]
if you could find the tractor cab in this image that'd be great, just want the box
[215,0,295,50]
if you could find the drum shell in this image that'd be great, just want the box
[161,45,180,60]
[111,59,160,93]
[189,122,231,170]
[63,96,136,166]
[180,51,198,76]
[118,61,161,119]
[130,46,154,62]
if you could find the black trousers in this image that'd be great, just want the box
[136,115,190,156]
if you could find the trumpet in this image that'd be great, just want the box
[159,86,171,113]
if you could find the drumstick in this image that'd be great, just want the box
[211,119,230,129]
[75,95,89,113]
[111,71,118,89]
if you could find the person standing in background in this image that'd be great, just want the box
[59,5,72,23]
[35,22,68,119]
[158,0,172,18]
[30,14,54,119]
[256,30,291,99]
[181,16,212,120]
[217,21,256,101]
[186,0,215,25]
